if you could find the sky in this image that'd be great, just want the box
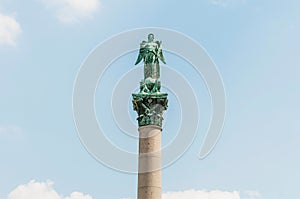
[1,0,300,199]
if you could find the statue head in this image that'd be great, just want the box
[148,33,154,42]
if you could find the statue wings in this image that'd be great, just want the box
[156,41,166,64]
[135,41,146,65]
[134,40,166,65]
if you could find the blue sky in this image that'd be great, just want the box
[1,0,300,199]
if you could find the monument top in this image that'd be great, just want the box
[132,34,168,127]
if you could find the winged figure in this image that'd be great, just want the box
[135,33,166,65]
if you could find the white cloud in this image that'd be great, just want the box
[210,0,246,7]
[0,13,22,46]
[124,189,261,199]
[41,0,100,24]
[242,191,261,199]
[8,180,93,199]
[66,192,92,199]
[7,181,261,199]
[0,125,22,137]
[163,189,240,199]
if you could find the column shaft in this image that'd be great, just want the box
[138,125,162,199]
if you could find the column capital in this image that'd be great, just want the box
[132,93,168,127]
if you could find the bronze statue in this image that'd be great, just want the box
[135,33,166,81]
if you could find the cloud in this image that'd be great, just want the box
[123,189,261,199]
[241,191,261,199]
[8,180,92,199]
[0,12,22,46]
[7,181,261,199]
[210,0,246,7]
[163,189,240,199]
[41,0,100,24]
[65,192,92,199]
[0,125,22,137]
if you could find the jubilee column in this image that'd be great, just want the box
[132,33,168,199]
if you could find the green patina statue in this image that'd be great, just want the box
[135,33,166,80]
[135,33,166,94]
[132,34,168,127]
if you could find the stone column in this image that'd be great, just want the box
[132,94,168,199]
[138,125,162,199]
